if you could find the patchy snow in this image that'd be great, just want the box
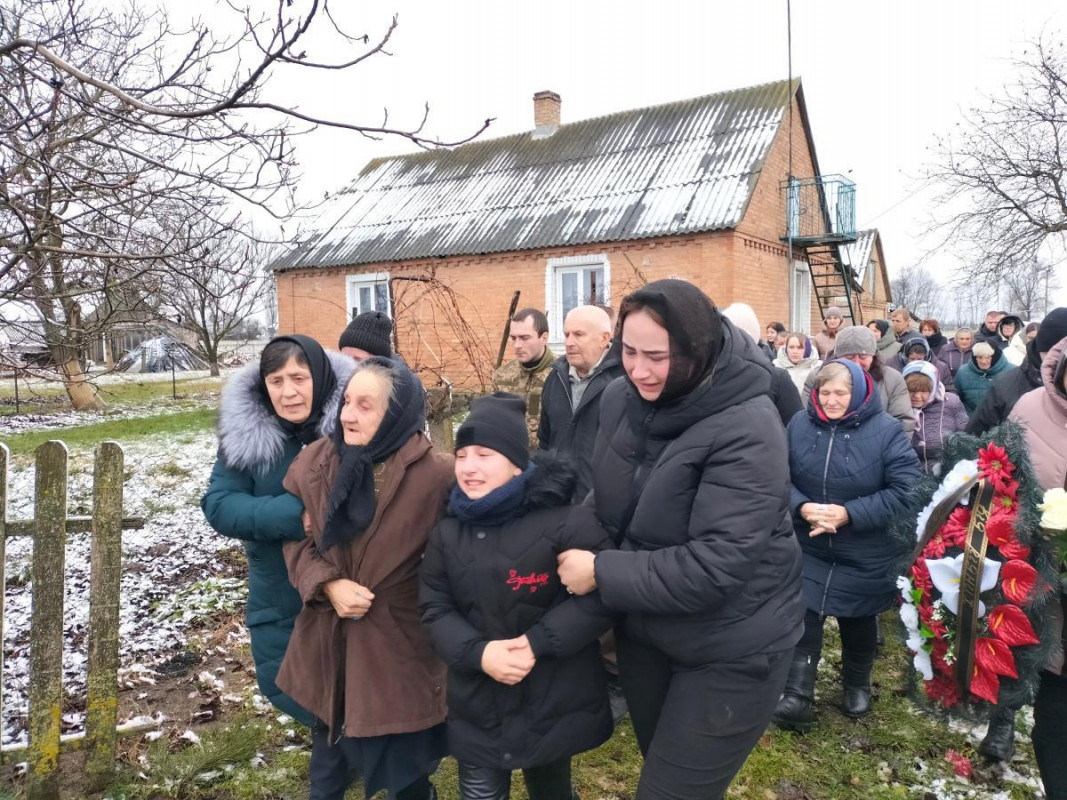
[1,431,239,746]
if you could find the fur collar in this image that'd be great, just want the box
[216,350,356,473]
[444,449,577,517]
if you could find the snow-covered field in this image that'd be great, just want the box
[1,430,233,747]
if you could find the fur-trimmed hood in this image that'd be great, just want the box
[445,450,577,517]
[217,350,356,473]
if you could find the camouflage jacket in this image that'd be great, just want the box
[491,347,556,448]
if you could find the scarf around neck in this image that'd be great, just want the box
[319,357,426,552]
[449,464,536,527]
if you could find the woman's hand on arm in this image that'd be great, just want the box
[557,549,597,595]
[323,579,375,619]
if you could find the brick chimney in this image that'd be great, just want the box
[533,90,561,138]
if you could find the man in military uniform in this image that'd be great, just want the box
[491,308,555,447]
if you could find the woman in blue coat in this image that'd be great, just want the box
[774,359,920,731]
[201,335,354,725]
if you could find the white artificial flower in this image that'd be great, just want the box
[897,575,913,594]
[914,649,934,681]
[916,459,980,539]
[1040,488,1067,531]
[906,632,923,652]
[925,553,1001,618]
[900,602,919,631]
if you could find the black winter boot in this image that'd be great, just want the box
[773,652,819,733]
[978,704,1017,762]
[841,647,876,719]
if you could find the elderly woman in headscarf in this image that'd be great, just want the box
[776,359,920,732]
[901,360,968,475]
[278,357,454,800]
[202,335,354,727]
[557,280,804,800]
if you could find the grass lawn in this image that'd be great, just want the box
[0,375,223,417]
[101,614,1040,800]
[0,407,216,456]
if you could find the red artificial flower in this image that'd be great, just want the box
[1001,560,1038,605]
[911,560,933,594]
[970,661,1001,704]
[925,671,961,707]
[985,515,1017,548]
[999,538,1032,561]
[923,533,948,559]
[997,479,1019,500]
[918,604,948,638]
[988,604,1040,646]
[930,637,952,672]
[979,444,1015,483]
[945,749,974,779]
[975,636,1019,679]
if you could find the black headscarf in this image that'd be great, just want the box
[259,334,337,446]
[319,357,426,552]
[618,279,723,405]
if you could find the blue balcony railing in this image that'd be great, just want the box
[784,175,856,244]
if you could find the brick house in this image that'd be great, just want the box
[271,78,891,390]
[841,229,893,325]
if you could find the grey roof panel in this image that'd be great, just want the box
[272,79,796,271]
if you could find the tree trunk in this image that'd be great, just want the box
[57,358,106,410]
[209,359,220,378]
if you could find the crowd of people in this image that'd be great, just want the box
[200,286,1067,800]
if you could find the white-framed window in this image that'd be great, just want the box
[791,260,812,334]
[545,254,610,343]
[345,272,391,320]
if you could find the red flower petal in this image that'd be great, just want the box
[985,515,1016,547]
[988,604,1040,646]
[1001,560,1037,605]
[945,749,973,779]
[923,535,947,559]
[975,636,1019,679]
[925,672,961,707]
[998,538,1032,561]
[911,561,933,594]
[970,661,1001,704]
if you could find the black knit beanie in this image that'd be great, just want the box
[1035,307,1067,355]
[871,319,890,337]
[338,311,393,357]
[455,392,530,469]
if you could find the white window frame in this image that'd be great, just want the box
[544,254,611,345]
[791,260,812,335]
[345,272,392,320]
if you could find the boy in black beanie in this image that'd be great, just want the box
[339,311,393,361]
[420,392,614,800]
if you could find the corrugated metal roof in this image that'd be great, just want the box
[273,79,798,272]
[840,229,877,286]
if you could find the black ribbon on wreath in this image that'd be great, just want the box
[954,479,997,694]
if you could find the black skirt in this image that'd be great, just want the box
[337,723,448,797]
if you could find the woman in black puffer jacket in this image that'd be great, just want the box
[775,359,920,732]
[420,393,614,800]
[557,280,804,800]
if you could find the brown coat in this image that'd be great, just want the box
[277,433,454,738]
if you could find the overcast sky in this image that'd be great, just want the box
[184,0,1067,307]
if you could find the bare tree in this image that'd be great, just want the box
[890,265,940,319]
[999,257,1061,319]
[0,0,490,408]
[162,227,271,377]
[927,36,1067,286]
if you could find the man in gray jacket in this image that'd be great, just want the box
[802,326,914,434]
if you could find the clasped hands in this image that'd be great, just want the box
[323,579,375,619]
[800,502,849,537]
[481,635,536,685]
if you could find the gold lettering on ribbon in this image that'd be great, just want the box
[955,479,996,694]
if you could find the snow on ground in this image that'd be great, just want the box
[1,430,234,746]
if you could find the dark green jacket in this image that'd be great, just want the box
[201,352,354,725]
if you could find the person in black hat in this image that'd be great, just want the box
[967,306,1067,436]
[339,311,394,361]
[420,392,614,800]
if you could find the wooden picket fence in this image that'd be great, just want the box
[0,441,147,799]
